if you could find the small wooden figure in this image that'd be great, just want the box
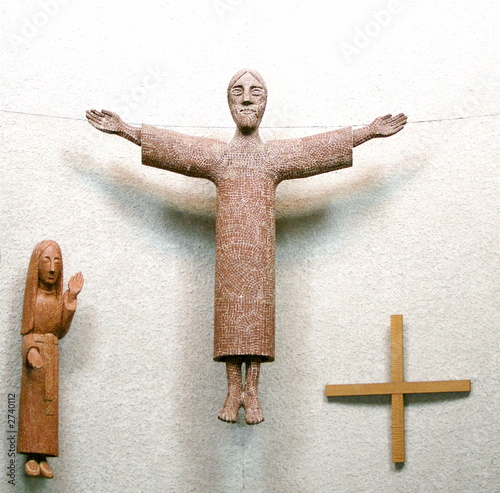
[17,240,84,478]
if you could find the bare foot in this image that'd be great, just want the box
[218,393,242,423]
[242,390,264,425]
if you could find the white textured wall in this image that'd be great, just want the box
[1,1,498,491]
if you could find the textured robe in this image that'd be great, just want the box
[17,292,75,456]
[141,124,352,362]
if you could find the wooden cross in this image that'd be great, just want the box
[325,315,471,463]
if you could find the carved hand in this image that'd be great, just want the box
[86,109,124,134]
[27,347,43,369]
[68,272,84,302]
[369,113,408,138]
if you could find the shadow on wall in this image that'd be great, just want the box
[276,159,425,251]
[64,149,426,254]
[326,391,470,407]
[64,151,216,251]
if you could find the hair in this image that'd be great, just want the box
[21,240,63,335]
[227,69,267,95]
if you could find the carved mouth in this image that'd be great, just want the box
[240,108,256,114]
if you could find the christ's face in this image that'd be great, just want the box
[228,72,267,133]
[38,244,62,288]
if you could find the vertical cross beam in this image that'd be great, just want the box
[390,314,404,463]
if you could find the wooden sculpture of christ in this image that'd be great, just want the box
[87,69,407,424]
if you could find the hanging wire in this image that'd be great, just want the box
[1,108,498,129]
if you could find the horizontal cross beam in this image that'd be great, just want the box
[325,379,471,397]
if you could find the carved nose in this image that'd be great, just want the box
[242,89,253,103]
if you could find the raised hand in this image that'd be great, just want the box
[68,272,84,302]
[86,109,142,145]
[369,113,408,138]
[86,109,124,134]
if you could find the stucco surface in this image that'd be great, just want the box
[1,1,498,491]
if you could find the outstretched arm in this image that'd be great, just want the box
[86,109,141,146]
[271,126,353,181]
[86,110,223,180]
[353,113,407,147]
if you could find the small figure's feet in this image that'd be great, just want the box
[25,459,40,477]
[39,460,54,479]
[218,393,242,423]
[242,390,264,425]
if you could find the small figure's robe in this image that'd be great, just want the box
[141,124,352,362]
[17,292,75,457]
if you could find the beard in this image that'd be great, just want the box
[235,112,259,132]
[231,105,265,133]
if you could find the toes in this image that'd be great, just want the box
[218,408,238,423]
[242,392,265,424]
[245,409,265,425]
[218,394,242,423]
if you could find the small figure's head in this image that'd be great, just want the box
[38,242,62,289]
[21,240,64,334]
[227,69,267,133]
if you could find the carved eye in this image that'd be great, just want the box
[252,88,263,96]
[231,87,243,96]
